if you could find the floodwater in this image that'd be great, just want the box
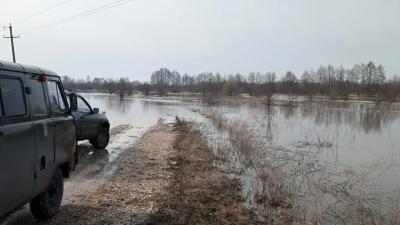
[212,100,400,191]
[81,94,400,191]
[81,94,400,223]
[195,98,400,223]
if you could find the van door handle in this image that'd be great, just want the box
[0,132,4,141]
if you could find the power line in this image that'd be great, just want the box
[14,0,73,24]
[33,0,135,31]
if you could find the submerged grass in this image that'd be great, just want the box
[202,109,400,225]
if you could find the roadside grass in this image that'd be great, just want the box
[147,119,261,225]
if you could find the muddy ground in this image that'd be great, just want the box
[2,119,260,225]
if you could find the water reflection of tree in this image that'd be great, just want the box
[105,95,114,109]
[104,95,131,114]
[265,106,274,143]
[119,97,127,113]
[140,100,173,116]
[141,100,157,114]
[280,105,296,119]
[293,101,400,133]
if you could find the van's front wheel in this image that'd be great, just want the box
[30,169,64,220]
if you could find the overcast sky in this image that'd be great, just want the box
[1,0,399,81]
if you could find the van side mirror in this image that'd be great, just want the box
[69,93,78,112]
[93,108,99,114]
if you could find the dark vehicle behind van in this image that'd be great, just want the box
[0,60,77,220]
[66,92,110,149]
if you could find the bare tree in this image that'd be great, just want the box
[61,61,399,102]
[281,71,298,94]
[223,79,239,96]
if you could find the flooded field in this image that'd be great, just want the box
[82,93,400,224]
[197,99,400,224]
[204,100,400,190]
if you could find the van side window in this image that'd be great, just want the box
[30,79,48,116]
[77,97,91,113]
[0,77,26,118]
[47,81,67,113]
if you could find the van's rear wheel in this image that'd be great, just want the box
[90,128,109,149]
[30,169,64,220]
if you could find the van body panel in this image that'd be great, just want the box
[28,76,56,196]
[31,119,55,194]
[0,122,36,216]
[0,60,76,218]
[53,116,76,169]
[45,76,77,174]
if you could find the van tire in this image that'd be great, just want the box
[30,169,64,220]
[90,128,109,149]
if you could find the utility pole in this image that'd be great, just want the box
[3,23,20,63]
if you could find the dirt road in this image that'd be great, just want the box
[3,120,175,225]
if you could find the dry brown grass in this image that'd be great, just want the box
[147,119,262,225]
[254,167,292,208]
[206,111,262,168]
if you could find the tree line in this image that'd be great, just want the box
[62,61,400,101]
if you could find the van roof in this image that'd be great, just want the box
[0,60,58,76]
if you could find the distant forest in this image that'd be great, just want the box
[63,61,400,101]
